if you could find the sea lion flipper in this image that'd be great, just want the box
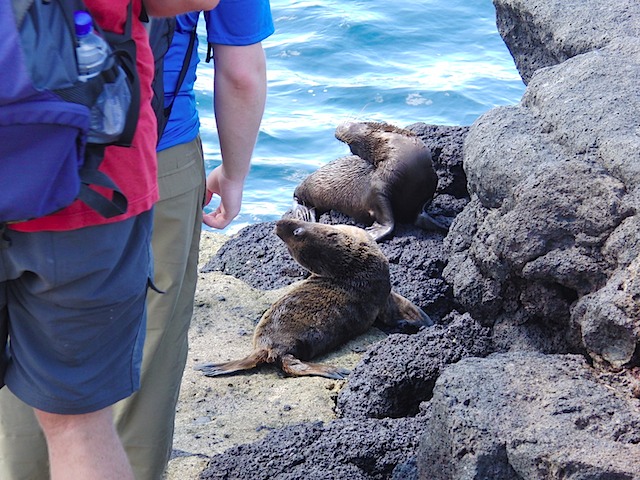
[366,221,394,242]
[414,210,450,233]
[280,354,350,380]
[195,350,269,377]
[366,186,395,242]
[376,291,433,333]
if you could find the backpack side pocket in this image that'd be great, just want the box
[0,93,90,222]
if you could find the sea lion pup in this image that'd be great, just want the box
[196,219,432,380]
[292,121,439,242]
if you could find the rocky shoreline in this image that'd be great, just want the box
[167,0,640,478]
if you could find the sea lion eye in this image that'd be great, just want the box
[293,227,305,236]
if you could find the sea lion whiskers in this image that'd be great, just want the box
[338,105,370,126]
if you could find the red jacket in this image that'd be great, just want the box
[12,0,159,232]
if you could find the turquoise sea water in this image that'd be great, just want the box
[194,0,526,235]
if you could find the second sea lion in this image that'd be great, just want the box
[293,121,439,241]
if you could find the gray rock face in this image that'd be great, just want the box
[494,0,640,84]
[407,123,470,201]
[200,416,429,480]
[573,254,640,369]
[449,0,640,366]
[337,313,491,420]
[418,353,640,480]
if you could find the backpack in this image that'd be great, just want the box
[148,16,197,142]
[0,0,140,224]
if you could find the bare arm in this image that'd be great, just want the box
[203,42,268,229]
[143,0,219,17]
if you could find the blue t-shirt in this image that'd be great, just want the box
[157,0,274,151]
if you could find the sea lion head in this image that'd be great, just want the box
[334,121,408,143]
[334,121,421,166]
[275,219,388,280]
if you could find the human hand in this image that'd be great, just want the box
[202,165,245,229]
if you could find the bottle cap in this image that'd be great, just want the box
[74,11,93,37]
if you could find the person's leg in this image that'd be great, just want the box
[0,389,48,478]
[0,283,6,389]
[1,226,48,478]
[1,253,48,479]
[35,407,133,480]
[1,224,10,388]
[114,137,205,479]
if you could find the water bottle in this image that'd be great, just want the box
[74,11,108,81]
[74,11,131,144]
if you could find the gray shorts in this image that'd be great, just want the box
[0,210,153,414]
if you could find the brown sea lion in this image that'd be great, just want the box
[292,121,439,242]
[196,219,432,380]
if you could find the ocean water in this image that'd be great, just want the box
[194,0,526,235]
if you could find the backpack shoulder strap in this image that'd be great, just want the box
[166,27,197,117]
[149,18,197,140]
[78,149,128,218]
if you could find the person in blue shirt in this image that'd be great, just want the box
[0,2,274,479]
[158,7,274,230]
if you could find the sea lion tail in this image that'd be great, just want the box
[195,349,270,377]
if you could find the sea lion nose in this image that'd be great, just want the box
[275,218,298,239]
